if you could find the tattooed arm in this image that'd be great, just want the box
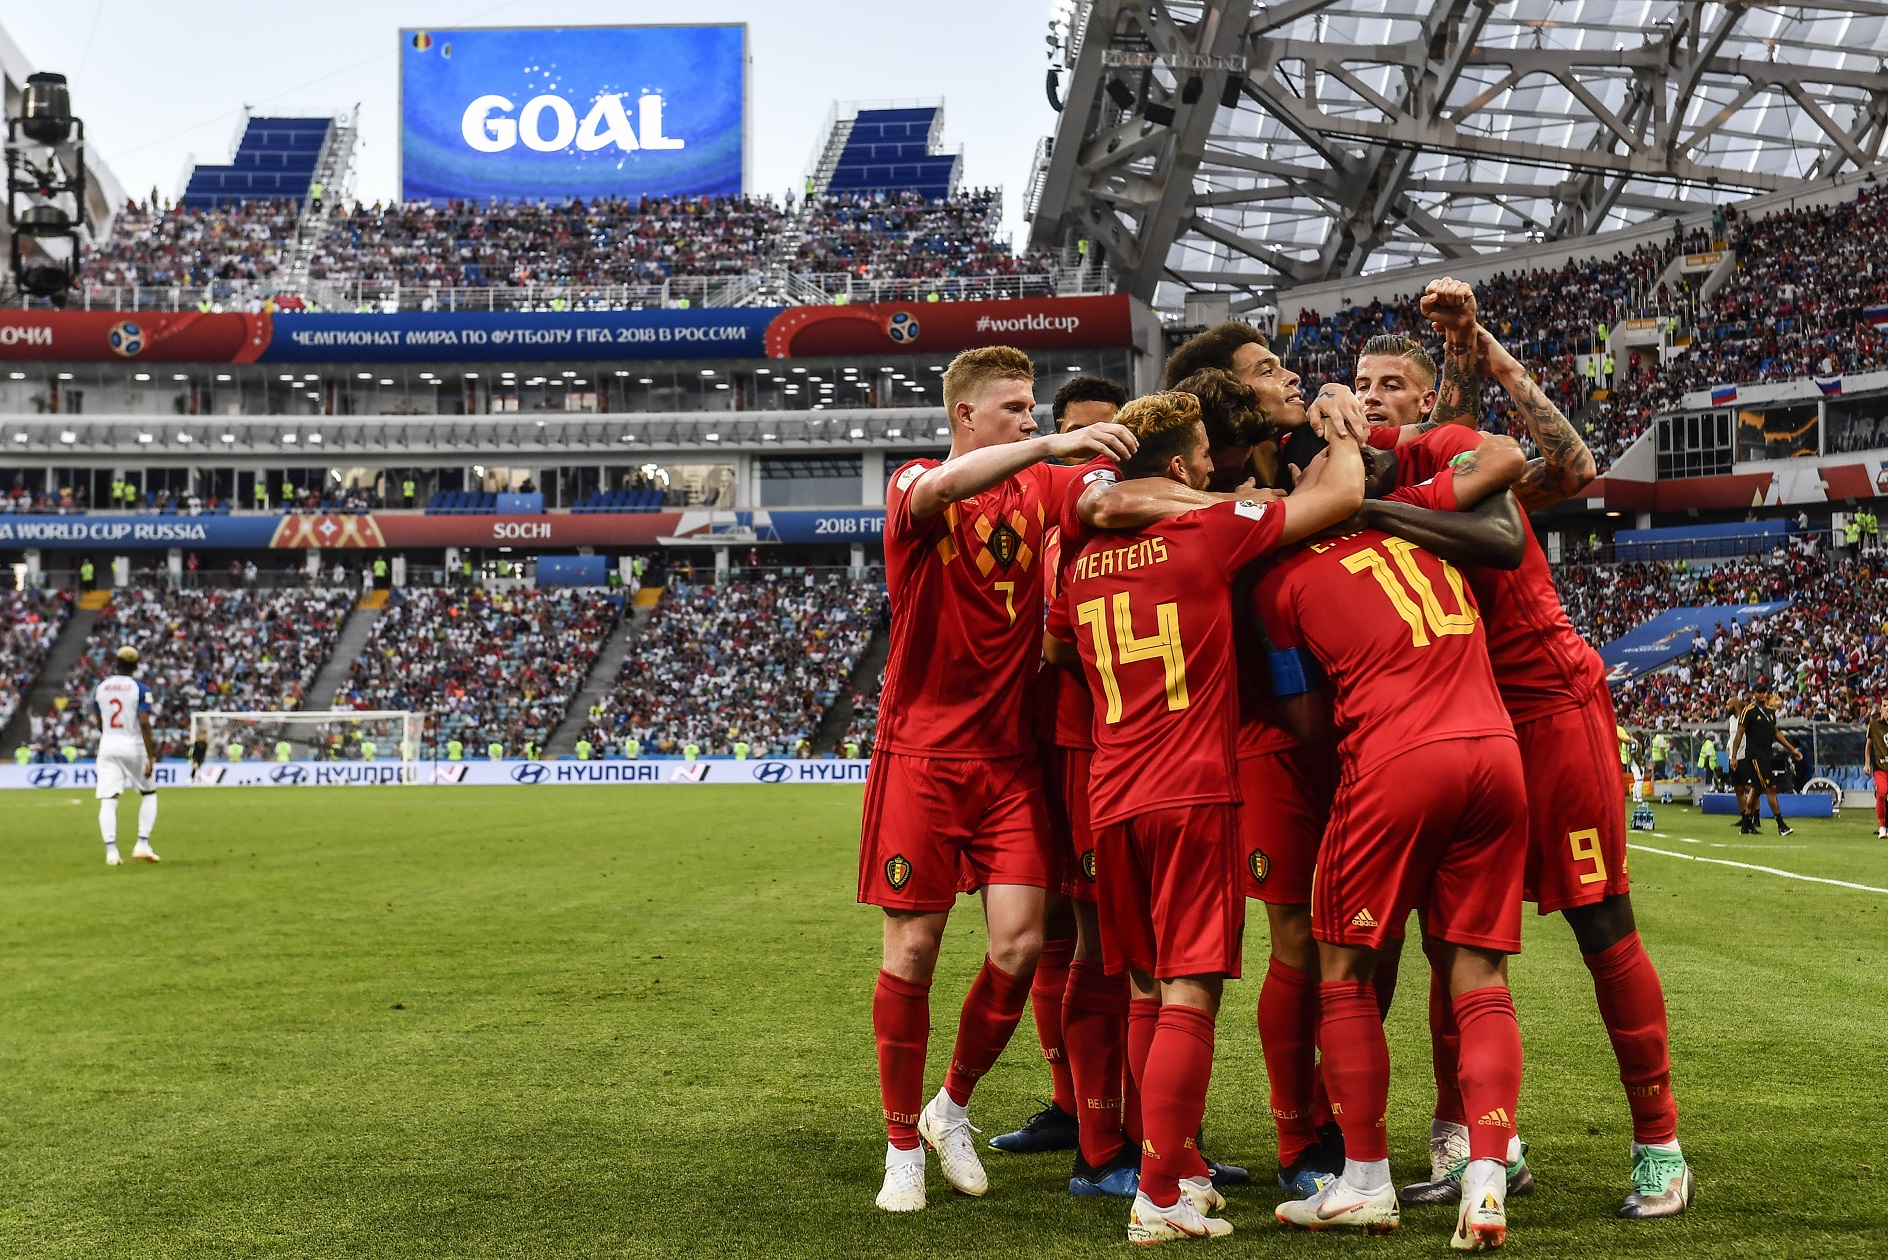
[1418,277,1483,432]
[1477,325,1598,511]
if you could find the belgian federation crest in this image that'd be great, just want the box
[1248,850,1270,884]
[1080,849,1096,883]
[885,854,912,891]
[986,521,1023,569]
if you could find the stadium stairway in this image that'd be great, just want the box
[0,596,103,755]
[306,592,386,713]
[810,621,888,754]
[543,599,653,758]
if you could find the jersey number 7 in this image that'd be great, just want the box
[1075,592,1189,725]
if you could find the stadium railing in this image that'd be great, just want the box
[1625,722,1869,794]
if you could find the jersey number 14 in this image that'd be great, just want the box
[1075,592,1189,725]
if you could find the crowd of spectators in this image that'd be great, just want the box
[795,189,1047,281]
[0,589,71,729]
[581,572,883,757]
[85,198,297,288]
[1557,547,1888,730]
[307,195,786,289]
[333,587,618,755]
[32,587,355,758]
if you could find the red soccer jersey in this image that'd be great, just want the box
[1035,460,1118,750]
[1386,425,1608,722]
[876,457,1068,758]
[1059,498,1287,826]
[1252,508,1512,781]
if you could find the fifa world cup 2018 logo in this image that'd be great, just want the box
[107,321,145,357]
[885,311,920,345]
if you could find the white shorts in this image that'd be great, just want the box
[95,748,155,799]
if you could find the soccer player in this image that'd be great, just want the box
[1361,279,1694,1219]
[93,646,160,866]
[1353,333,1441,430]
[1257,435,1527,1249]
[1866,697,1888,838]
[1047,390,1365,1242]
[1731,685,1803,836]
[992,370,1124,1166]
[861,346,1138,1213]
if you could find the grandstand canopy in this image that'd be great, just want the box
[1029,1,1888,314]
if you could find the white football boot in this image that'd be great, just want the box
[132,839,160,863]
[1275,1175,1400,1234]
[875,1147,927,1213]
[917,1089,988,1196]
[1452,1159,1508,1250]
[1127,1189,1234,1243]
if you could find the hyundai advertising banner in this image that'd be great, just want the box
[0,296,1131,365]
[400,25,747,203]
[0,759,870,790]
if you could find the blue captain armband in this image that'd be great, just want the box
[1267,648,1321,698]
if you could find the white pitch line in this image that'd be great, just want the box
[1628,843,1888,895]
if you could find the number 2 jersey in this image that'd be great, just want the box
[876,457,1081,758]
[1052,497,1287,826]
[1374,423,1607,722]
[92,674,152,755]
[1251,475,1512,781]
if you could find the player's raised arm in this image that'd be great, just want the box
[1357,434,1531,569]
[1277,429,1365,545]
[1474,326,1598,511]
[1419,276,1483,432]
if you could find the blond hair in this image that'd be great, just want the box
[1116,391,1206,479]
[942,345,1036,415]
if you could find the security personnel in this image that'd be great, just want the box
[61,743,79,763]
[523,739,539,760]
[274,739,292,762]
[844,739,861,759]
[461,558,474,581]
[80,558,95,588]
[281,478,294,505]
[488,740,504,762]
[1602,352,1616,383]
[360,738,377,762]
[683,742,700,761]
[576,738,593,761]
[255,480,269,510]
[1697,734,1718,790]
[624,738,641,760]
[225,741,243,762]
[372,556,388,587]
[403,477,416,508]
[496,559,512,578]
[1846,514,1862,548]
[1866,508,1881,552]
[795,737,812,759]
[399,737,416,762]
[446,738,464,762]
[733,739,750,761]
[13,745,29,765]
[1650,731,1669,779]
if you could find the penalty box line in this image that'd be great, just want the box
[1627,843,1888,895]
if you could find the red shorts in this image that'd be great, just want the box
[1236,747,1334,905]
[1094,802,1244,980]
[1316,737,1526,954]
[1515,687,1633,913]
[1042,743,1098,902]
[857,750,1052,911]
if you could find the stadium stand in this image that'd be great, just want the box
[824,106,959,201]
[84,197,299,287]
[179,116,332,209]
[580,572,883,757]
[332,587,619,755]
[35,587,355,759]
[0,589,72,729]
[794,189,1046,284]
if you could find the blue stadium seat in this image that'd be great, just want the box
[179,116,332,209]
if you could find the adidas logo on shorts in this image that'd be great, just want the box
[1349,907,1378,928]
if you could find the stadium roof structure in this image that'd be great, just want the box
[1028,1,1888,314]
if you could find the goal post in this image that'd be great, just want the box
[189,710,428,780]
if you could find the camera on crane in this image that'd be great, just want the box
[6,71,88,302]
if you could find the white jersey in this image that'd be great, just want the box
[93,675,152,755]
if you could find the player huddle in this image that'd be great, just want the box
[858,279,1694,1248]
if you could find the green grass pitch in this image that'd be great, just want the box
[2,787,1884,1257]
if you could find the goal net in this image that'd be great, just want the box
[189,710,427,779]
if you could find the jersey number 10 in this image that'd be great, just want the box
[1341,538,1478,647]
[1075,592,1189,725]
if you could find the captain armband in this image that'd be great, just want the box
[1266,648,1322,698]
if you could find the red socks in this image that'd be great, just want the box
[874,969,931,1149]
[1031,935,1077,1115]
[1258,958,1320,1165]
[1453,984,1522,1162]
[1428,966,1467,1126]
[1124,996,1160,1147]
[1317,980,1391,1161]
[943,957,1033,1106]
[1584,933,1678,1144]
[1063,961,1127,1166]
[1138,1003,1216,1206]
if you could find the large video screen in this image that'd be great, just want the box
[400,25,746,203]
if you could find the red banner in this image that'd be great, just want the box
[0,311,267,362]
[763,294,1133,359]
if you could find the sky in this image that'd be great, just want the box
[3,1,1060,244]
